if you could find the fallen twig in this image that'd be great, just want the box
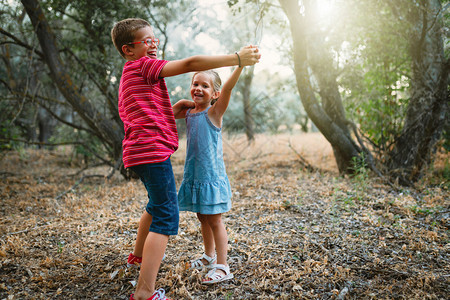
[55,174,105,200]
[288,139,317,172]
[6,222,52,236]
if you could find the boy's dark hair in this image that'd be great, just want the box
[111,18,151,59]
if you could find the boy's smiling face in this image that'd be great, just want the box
[123,26,158,61]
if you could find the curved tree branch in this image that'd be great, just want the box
[20,0,124,160]
[0,27,44,58]
[62,47,121,124]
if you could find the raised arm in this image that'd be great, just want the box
[208,66,244,127]
[160,45,259,78]
[172,99,195,119]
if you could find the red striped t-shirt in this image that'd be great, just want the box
[118,56,178,168]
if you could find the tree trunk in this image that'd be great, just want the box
[21,0,126,174]
[387,0,449,185]
[306,18,363,172]
[278,0,362,174]
[242,67,255,143]
[38,108,55,148]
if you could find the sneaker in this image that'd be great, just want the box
[127,253,142,268]
[130,288,171,300]
[127,252,166,268]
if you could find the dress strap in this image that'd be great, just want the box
[187,106,212,116]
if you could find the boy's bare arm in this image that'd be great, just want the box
[172,99,195,119]
[160,45,259,78]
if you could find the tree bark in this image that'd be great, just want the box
[242,67,255,143]
[21,0,125,170]
[387,0,449,185]
[278,0,362,174]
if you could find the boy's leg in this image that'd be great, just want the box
[130,159,178,298]
[197,213,216,259]
[134,211,153,257]
[134,232,168,299]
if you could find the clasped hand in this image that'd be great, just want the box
[237,45,261,67]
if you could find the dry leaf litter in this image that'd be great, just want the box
[0,133,448,299]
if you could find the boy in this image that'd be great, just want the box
[111,18,260,300]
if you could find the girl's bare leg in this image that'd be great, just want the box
[205,214,228,274]
[197,213,216,261]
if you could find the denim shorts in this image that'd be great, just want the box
[130,158,179,236]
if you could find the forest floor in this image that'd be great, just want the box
[0,132,448,300]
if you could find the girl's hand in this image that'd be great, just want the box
[237,45,261,67]
[173,99,194,119]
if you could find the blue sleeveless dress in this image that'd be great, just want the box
[178,107,232,215]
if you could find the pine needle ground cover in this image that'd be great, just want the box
[1,133,448,299]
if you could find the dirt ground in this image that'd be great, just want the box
[0,132,448,299]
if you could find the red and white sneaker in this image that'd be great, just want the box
[127,252,166,268]
[127,253,142,268]
[130,288,171,300]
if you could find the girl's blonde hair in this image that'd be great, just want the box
[192,70,222,105]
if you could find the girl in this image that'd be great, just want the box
[178,64,248,284]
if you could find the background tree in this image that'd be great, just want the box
[244,0,449,185]
[228,2,262,143]
[277,0,365,174]
[1,0,447,185]
[385,0,449,185]
[20,0,126,172]
[1,0,199,175]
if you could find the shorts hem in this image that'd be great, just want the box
[149,227,178,236]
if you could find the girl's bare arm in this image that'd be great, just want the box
[172,99,194,119]
[209,66,244,126]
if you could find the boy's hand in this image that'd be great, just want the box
[238,45,261,67]
[173,99,195,119]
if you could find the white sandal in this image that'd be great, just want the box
[190,253,217,270]
[202,264,233,284]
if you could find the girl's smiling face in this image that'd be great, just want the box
[190,73,219,106]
